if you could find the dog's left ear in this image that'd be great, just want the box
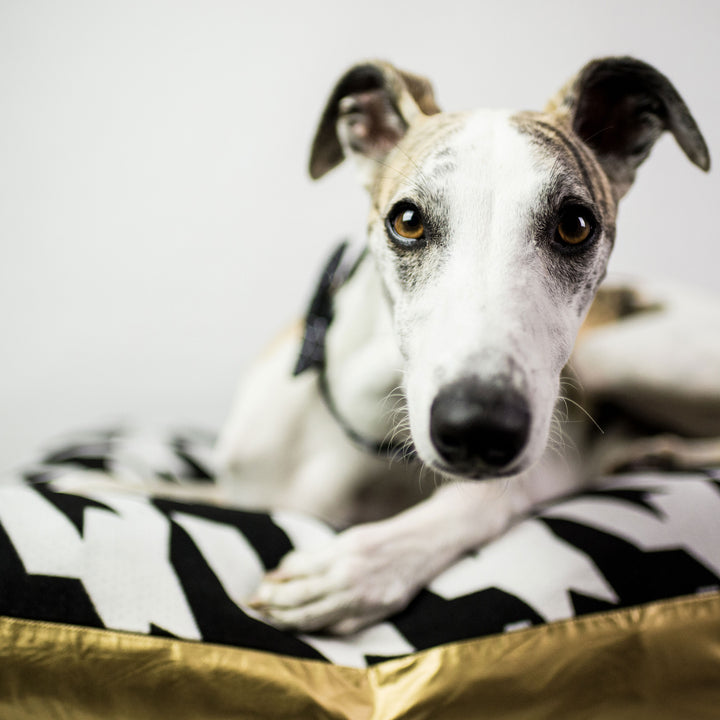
[550,57,710,199]
[309,61,440,181]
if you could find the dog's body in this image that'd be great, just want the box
[216,58,718,634]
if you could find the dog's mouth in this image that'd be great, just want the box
[423,440,532,480]
[425,457,523,480]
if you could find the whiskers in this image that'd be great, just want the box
[558,372,603,432]
[549,374,604,468]
[561,395,604,433]
[377,382,445,494]
[379,383,415,464]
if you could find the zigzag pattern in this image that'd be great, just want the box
[1,428,718,668]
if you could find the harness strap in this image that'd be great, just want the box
[294,242,414,460]
[293,241,350,376]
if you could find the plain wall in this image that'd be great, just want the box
[1,0,719,469]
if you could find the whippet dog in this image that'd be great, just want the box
[216,57,713,634]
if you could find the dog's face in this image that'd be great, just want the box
[311,59,709,479]
[365,109,615,477]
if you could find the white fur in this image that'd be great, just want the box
[384,113,575,474]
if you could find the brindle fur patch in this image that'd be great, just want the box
[511,111,616,221]
[512,112,618,310]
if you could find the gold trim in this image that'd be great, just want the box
[0,618,368,719]
[1,593,719,719]
[370,592,720,719]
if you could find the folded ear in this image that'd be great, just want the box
[309,61,440,181]
[548,57,710,199]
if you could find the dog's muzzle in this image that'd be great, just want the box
[429,379,530,475]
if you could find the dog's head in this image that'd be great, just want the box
[310,58,709,479]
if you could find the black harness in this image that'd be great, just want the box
[293,242,414,460]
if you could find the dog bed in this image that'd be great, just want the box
[1,426,719,718]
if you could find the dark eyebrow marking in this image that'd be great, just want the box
[534,121,595,196]
[512,115,610,212]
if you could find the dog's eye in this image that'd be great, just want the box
[387,203,426,246]
[555,206,596,247]
[394,208,424,239]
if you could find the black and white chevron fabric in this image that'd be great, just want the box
[1,427,719,668]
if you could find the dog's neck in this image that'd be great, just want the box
[323,250,407,451]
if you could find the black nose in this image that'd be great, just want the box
[430,380,531,470]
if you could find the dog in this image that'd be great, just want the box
[215,57,715,635]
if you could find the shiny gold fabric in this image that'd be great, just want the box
[1,592,719,719]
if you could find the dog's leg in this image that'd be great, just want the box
[248,457,576,634]
[573,281,720,438]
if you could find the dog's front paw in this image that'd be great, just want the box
[246,523,427,635]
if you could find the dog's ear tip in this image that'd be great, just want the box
[308,123,345,180]
[308,156,322,180]
[697,150,711,173]
[694,153,711,173]
[308,158,333,180]
[308,163,328,180]
[678,124,711,172]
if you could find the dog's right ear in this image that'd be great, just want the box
[309,61,440,181]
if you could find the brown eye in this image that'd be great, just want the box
[556,206,595,246]
[387,203,426,245]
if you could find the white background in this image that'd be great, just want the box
[1,0,718,469]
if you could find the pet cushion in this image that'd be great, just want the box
[1,427,719,717]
